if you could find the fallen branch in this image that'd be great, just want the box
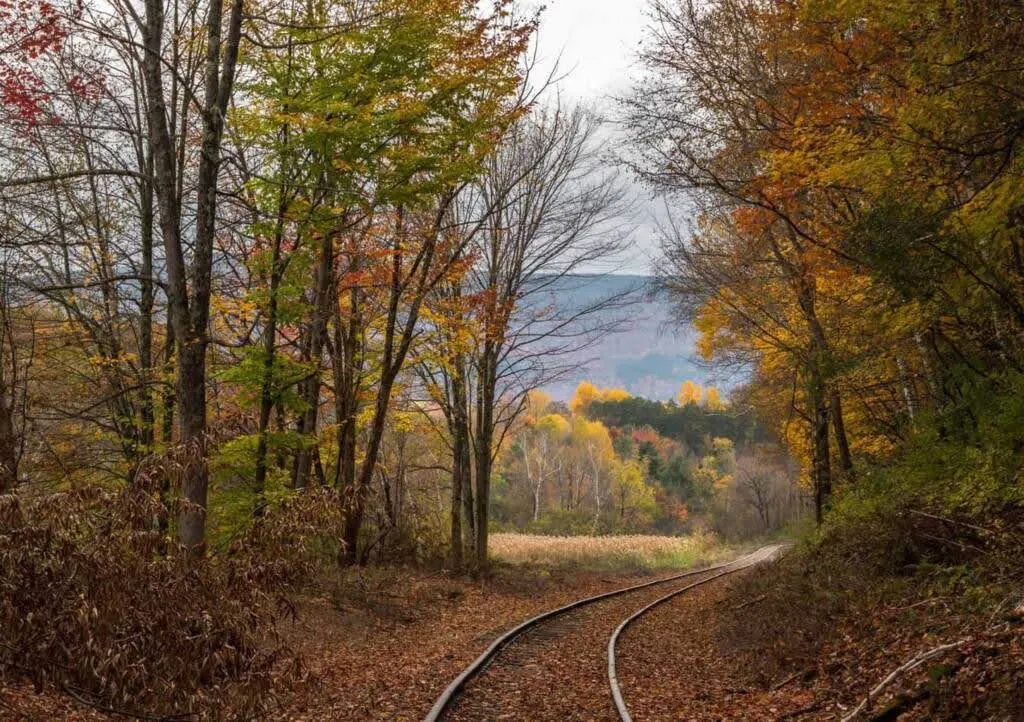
[839,638,969,721]
[907,509,988,535]
[771,667,812,691]
[917,532,987,556]
[732,593,767,611]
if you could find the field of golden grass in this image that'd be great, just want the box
[489,531,728,570]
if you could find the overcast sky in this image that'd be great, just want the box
[526,0,709,387]
[529,0,665,276]
[531,0,649,104]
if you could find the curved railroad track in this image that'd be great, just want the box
[425,544,785,721]
[607,544,784,721]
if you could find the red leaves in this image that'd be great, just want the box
[0,0,77,126]
[0,65,47,124]
[66,71,104,101]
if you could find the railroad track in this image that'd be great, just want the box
[425,544,786,721]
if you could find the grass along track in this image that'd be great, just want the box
[426,545,783,721]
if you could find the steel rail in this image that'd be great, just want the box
[607,544,786,722]
[423,549,766,722]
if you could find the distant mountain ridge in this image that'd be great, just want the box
[533,274,710,401]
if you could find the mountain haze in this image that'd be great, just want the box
[534,275,709,401]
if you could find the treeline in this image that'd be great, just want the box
[494,383,801,537]
[587,393,767,457]
[624,0,1024,524]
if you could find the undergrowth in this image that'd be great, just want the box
[718,374,1024,717]
[0,470,342,720]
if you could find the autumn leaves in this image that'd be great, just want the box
[624,0,1024,520]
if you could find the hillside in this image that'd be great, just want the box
[528,274,710,401]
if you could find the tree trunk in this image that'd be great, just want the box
[342,378,395,565]
[176,339,209,548]
[161,323,175,444]
[138,156,155,455]
[143,0,244,550]
[896,356,917,421]
[0,383,17,494]
[294,232,333,488]
[915,330,940,409]
[333,275,361,561]
[274,402,288,470]
[830,388,854,481]
[449,355,470,568]
[769,233,835,524]
[810,376,832,525]
[450,441,464,568]
[462,427,475,550]
[339,207,441,564]
[473,345,497,571]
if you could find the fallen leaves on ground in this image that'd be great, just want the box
[272,565,695,721]
[1,564,693,720]
[617,563,1024,721]
[447,568,724,721]
[616,574,821,720]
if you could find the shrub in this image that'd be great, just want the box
[819,372,1024,576]
[0,480,342,719]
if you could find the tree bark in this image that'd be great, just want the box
[0,407,16,493]
[448,354,469,568]
[768,233,836,522]
[830,388,854,480]
[333,270,361,559]
[896,356,917,421]
[138,154,155,456]
[294,232,333,488]
[339,205,444,564]
[0,307,18,494]
[142,0,244,550]
[161,323,175,444]
[809,364,832,525]
[473,343,497,571]
[176,339,209,547]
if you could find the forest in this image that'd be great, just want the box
[493,381,798,537]
[1,0,1023,718]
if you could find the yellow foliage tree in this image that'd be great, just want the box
[570,382,630,415]
[524,389,552,423]
[571,417,614,459]
[569,381,598,414]
[601,387,630,403]
[536,413,571,438]
[610,458,657,528]
[677,380,703,406]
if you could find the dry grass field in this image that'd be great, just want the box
[489,532,730,571]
